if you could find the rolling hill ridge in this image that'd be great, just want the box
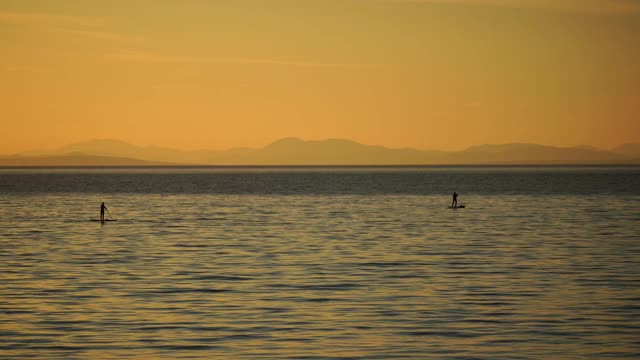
[4,138,640,166]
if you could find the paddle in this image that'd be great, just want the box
[105,207,115,221]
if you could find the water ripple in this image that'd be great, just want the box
[1,170,639,359]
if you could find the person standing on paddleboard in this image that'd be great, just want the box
[452,192,458,208]
[100,202,107,221]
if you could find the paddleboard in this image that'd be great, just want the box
[90,219,117,222]
[448,205,465,209]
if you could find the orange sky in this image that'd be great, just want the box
[1,0,639,154]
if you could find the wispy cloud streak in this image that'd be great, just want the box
[387,0,640,15]
[0,11,140,42]
[112,51,377,69]
[0,11,104,27]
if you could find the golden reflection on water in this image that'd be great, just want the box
[1,193,639,359]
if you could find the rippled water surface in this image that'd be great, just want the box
[1,167,639,359]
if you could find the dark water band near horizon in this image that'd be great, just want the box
[1,165,639,195]
[1,166,639,359]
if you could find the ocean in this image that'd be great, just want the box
[1,166,639,359]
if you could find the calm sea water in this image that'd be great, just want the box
[1,166,639,359]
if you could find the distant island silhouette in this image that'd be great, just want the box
[0,152,176,167]
[2,138,639,166]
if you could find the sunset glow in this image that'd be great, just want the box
[2,0,639,154]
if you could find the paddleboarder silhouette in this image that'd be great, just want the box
[452,192,458,208]
[100,202,107,221]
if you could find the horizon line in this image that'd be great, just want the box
[2,163,640,169]
[5,137,640,156]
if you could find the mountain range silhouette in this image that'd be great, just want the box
[2,138,639,166]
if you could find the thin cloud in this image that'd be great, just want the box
[0,11,104,28]
[387,0,640,15]
[0,11,139,42]
[56,28,143,42]
[112,51,377,69]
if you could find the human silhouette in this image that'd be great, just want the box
[452,192,458,208]
[100,202,107,221]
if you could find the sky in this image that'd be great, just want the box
[1,0,639,154]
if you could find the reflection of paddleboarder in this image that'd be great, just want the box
[452,192,458,208]
[100,202,107,221]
